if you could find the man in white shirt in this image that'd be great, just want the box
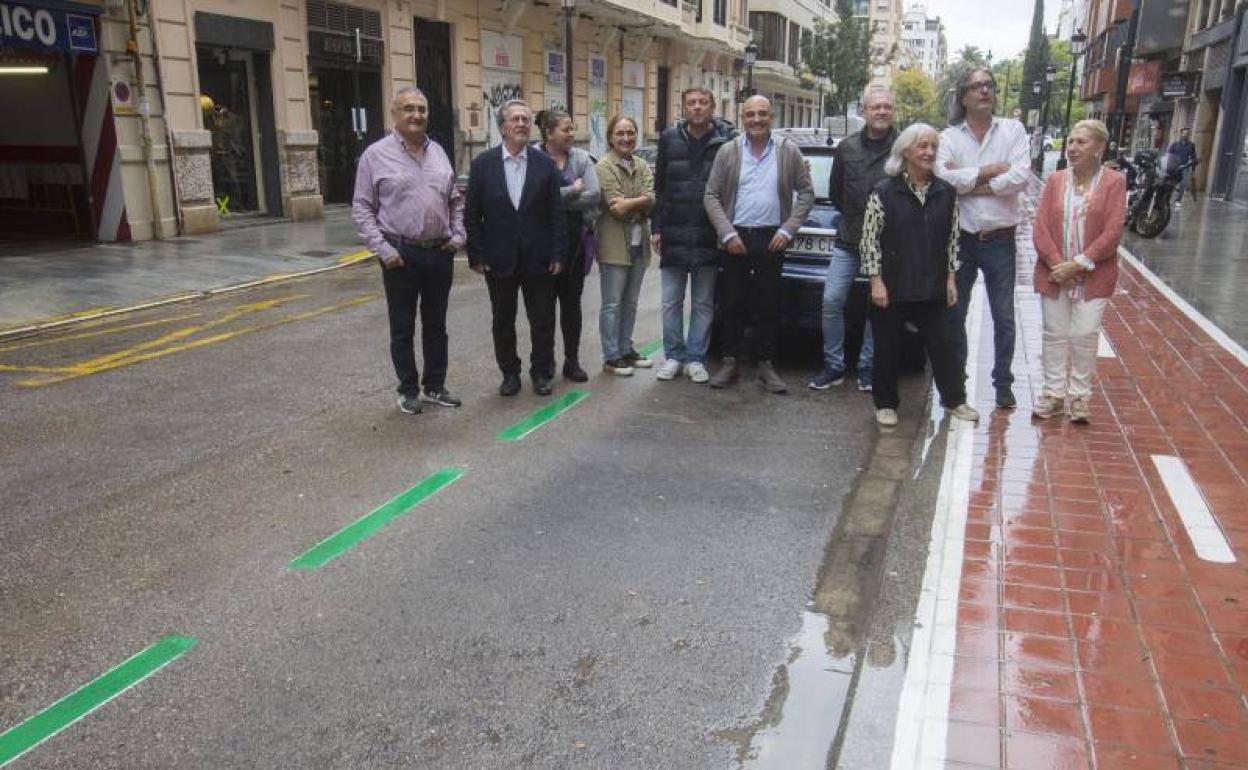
[936,66,1031,409]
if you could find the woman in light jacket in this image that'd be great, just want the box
[595,115,655,376]
[1031,119,1126,424]
[537,109,600,383]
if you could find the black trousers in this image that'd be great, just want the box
[869,299,966,410]
[486,271,557,378]
[379,248,453,396]
[553,263,585,364]
[721,226,782,360]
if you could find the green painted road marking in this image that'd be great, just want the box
[497,389,591,442]
[289,468,464,570]
[637,338,663,357]
[0,635,197,767]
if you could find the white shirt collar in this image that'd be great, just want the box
[503,144,528,162]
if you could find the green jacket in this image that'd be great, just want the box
[594,150,656,267]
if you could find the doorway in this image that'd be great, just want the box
[309,67,383,204]
[414,19,454,163]
[197,45,265,215]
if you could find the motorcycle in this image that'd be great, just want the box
[1107,149,1193,239]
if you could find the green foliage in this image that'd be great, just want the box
[893,69,944,129]
[801,0,871,118]
[1019,0,1052,113]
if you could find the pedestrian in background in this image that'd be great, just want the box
[809,84,897,393]
[704,95,814,393]
[537,109,601,383]
[352,87,464,415]
[1166,127,1198,208]
[937,67,1031,410]
[651,87,736,385]
[1031,119,1126,424]
[595,115,655,377]
[861,123,979,428]
[464,100,567,397]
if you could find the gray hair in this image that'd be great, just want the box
[497,99,531,127]
[949,66,995,125]
[391,86,426,109]
[884,123,940,176]
[862,85,894,107]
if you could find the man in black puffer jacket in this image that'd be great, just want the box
[650,88,737,384]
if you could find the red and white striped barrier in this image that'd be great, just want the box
[74,47,130,242]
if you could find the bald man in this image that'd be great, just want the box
[703,95,814,393]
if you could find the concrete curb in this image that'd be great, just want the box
[0,250,374,342]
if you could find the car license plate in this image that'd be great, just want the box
[790,233,836,255]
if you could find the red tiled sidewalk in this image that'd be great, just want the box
[942,247,1248,769]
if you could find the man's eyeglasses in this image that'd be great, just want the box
[967,81,997,94]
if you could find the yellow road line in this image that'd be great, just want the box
[16,294,378,387]
[0,364,80,374]
[0,314,204,353]
[57,296,306,373]
[337,249,373,265]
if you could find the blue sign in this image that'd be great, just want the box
[0,1,99,54]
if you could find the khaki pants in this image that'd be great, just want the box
[1040,292,1107,400]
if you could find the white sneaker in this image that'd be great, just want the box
[875,408,899,426]
[656,359,683,380]
[686,361,710,384]
[947,403,981,422]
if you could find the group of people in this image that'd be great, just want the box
[353,65,1125,427]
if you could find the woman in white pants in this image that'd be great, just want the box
[1031,120,1127,423]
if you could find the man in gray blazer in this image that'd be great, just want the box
[703,95,814,393]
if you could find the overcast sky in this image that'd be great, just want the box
[923,0,1064,62]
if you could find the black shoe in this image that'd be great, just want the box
[995,385,1017,409]
[421,387,462,407]
[563,360,589,383]
[532,375,553,396]
[397,394,423,415]
[499,373,522,397]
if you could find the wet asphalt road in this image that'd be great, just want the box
[0,260,912,768]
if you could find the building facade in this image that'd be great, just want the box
[746,0,831,127]
[866,0,903,86]
[899,2,945,81]
[0,0,749,244]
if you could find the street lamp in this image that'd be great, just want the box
[1031,66,1057,172]
[562,0,575,113]
[815,67,828,126]
[744,41,759,97]
[1056,29,1088,171]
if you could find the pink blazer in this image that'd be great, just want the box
[1032,168,1127,299]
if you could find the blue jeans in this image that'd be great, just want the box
[820,246,873,379]
[1175,167,1191,203]
[948,234,1016,388]
[599,260,647,361]
[661,265,716,364]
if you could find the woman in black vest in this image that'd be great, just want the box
[860,123,980,428]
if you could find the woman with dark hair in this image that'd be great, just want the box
[595,115,655,375]
[537,109,601,382]
[862,123,980,427]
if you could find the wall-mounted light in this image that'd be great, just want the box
[0,66,49,75]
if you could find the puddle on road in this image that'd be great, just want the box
[915,383,945,478]
[719,611,856,768]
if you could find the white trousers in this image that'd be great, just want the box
[1040,292,1107,400]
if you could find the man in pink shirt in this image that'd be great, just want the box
[353,87,466,415]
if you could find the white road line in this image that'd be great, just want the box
[1118,245,1248,368]
[1097,331,1116,358]
[1151,455,1236,564]
[889,284,985,770]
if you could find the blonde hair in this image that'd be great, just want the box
[1071,119,1109,147]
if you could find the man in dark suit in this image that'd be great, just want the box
[465,100,567,396]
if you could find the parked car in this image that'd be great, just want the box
[774,128,844,331]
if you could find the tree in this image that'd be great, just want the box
[802,0,870,119]
[893,69,942,128]
[990,52,1025,118]
[1047,39,1088,133]
[1019,0,1051,114]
